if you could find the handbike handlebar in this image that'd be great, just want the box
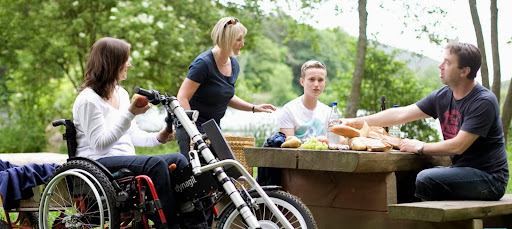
[134,87,162,105]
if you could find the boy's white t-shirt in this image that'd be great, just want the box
[278,95,331,141]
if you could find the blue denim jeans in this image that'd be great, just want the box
[415,166,507,201]
[97,153,187,229]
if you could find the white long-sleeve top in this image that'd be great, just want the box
[73,86,161,160]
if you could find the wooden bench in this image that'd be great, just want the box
[388,194,512,229]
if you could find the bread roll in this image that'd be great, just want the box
[281,136,302,148]
[330,124,360,138]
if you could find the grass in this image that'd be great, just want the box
[507,143,512,194]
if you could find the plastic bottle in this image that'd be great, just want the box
[388,105,401,138]
[327,102,341,144]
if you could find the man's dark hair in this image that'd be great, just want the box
[445,41,482,79]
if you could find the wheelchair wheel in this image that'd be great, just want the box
[20,212,39,228]
[216,190,316,229]
[39,160,120,229]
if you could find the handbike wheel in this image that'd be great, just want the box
[216,190,316,229]
[39,160,120,229]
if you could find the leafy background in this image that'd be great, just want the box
[0,0,509,160]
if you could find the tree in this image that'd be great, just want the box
[503,80,512,144]
[0,0,264,152]
[345,0,367,118]
[490,0,501,102]
[468,0,490,89]
[467,0,510,142]
[239,35,297,105]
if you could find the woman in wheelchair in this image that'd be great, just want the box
[71,37,189,229]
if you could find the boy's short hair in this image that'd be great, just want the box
[301,60,327,78]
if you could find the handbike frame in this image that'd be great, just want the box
[135,87,293,229]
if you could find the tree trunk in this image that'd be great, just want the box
[468,0,489,89]
[346,0,367,118]
[490,0,501,102]
[502,80,512,145]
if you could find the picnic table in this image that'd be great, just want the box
[245,147,462,228]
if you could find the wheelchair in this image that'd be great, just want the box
[39,119,170,229]
[40,87,317,229]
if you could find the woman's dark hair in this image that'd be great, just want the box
[445,41,481,79]
[79,37,131,99]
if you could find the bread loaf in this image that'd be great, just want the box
[330,124,360,138]
[348,137,391,152]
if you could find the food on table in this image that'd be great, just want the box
[330,124,361,138]
[328,144,350,150]
[316,135,329,145]
[349,137,391,152]
[367,126,401,149]
[301,137,328,150]
[359,121,370,137]
[281,136,302,148]
[331,122,403,151]
[339,136,348,145]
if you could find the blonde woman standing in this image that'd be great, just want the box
[176,17,276,157]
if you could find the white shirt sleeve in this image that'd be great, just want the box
[128,120,162,147]
[75,99,135,152]
[278,105,296,129]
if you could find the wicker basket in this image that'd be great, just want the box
[225,136,255,176]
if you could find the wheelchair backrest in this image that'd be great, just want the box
[51,119,77,158]
[52,119,131,184]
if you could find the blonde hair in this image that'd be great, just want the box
[211,17,247,56]
[300,60,327,78]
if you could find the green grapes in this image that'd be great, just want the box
[301,137,328,150]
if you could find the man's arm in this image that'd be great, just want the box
[400,130,479,156]
[343,104,430,129]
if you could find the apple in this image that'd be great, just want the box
[132,94,149,108]
[316,135,329,145]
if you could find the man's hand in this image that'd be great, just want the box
[340,118,363,129]
[399,138,424,154]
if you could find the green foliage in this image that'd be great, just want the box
[0,125,46,153]
[0,0,264,152]
[0,0,444,152]
[259,15,353,104]
[240,36,297,105]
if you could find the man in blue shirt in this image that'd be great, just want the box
[343,41,508,201]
